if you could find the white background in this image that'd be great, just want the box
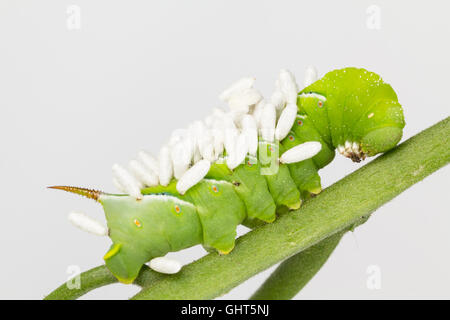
[0,0,448,299]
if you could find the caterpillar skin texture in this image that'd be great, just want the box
[52,67,405,283]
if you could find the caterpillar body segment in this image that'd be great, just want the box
[263,162,302,210]
[52,67,405,283]
[208,157,277,223]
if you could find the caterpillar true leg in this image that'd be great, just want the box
[50,67,405,282]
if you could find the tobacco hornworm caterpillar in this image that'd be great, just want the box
[51,67,405,283]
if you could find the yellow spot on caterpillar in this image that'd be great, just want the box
[212,185,219,193]
[103,243,122,260]
[368,112,374,118]
[247,160,252,167]
[175,205,181,214]
[297,120,303,126]
[133,219,142,228]
[288,135,295,141]
[318,100,323,108]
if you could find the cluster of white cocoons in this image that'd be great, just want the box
[112,67,322,199]
[66,67,322,274]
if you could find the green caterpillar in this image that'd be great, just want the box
[52,67,405,283]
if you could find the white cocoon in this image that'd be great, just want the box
[228,88,262,109]
[176,159,211,194]
[190,120,206,137]
[158,146,173,186]
[193,148,202,163]
[219,77,255,102]
[112,164,142,199]
[168,128,188,147]
[211,127,224,159]
[112,177,126,193]
[260,103,276,142]
[149,257,182,274]
[129,160,159,187]
[212,107,226,119]
[278,69,299,104]
[137,151,160,177]
[280,141,322,164]
[68,211,108,236]
[224,127,238,154]
[222,113,237,130]
[228,103,249,117]
[241,114,257,130]
[271,90,286,111]
[251,100,265,128]
[227,133,248,170]
[229,110,247,128]
[204,115,214,128]
[275,103,298,141]
[171,138,195,179]
[241,115,258,156]
[198,131,215,162]
[303,66,318,87]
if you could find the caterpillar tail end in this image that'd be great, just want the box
[48,185,104,202]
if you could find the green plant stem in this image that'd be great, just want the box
[249,230,345,300]
[250,215,369,300]
[45,265,116,300]
[45,117,449,300]
[44,265,161,300]
[131,117,449,300]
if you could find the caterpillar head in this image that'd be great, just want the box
[357,100,405,157]
[337,98,405,162]
[50,186,201,283]
[298,67,405,162]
